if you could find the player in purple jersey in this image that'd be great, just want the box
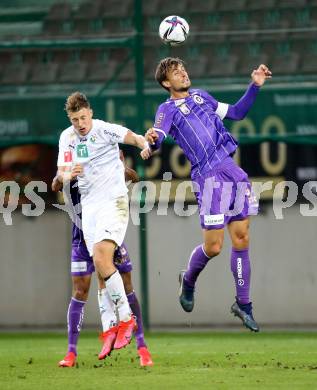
[142,57,272,332]
[51,154,153,367]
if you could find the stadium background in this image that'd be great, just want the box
[0,0,316,330]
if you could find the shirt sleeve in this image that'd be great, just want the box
[57,131,72,167]
[225,83,260,120]
[102,122,129,144]
[197,89,229,120]
[151,103,174,151]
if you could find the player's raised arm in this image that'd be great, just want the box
[123,130,152,160]
[219,64,272,121]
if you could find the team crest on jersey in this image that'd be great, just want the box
[193,95,204,105]
[179,103,190,115]
[90,135,96,143]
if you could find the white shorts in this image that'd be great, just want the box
[82,195,129,256]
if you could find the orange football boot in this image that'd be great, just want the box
[58,351,76,367]
[98,326,118,360]
[138,346,153,367]
[113,316,137,350]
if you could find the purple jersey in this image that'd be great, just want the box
[152,88,238,179]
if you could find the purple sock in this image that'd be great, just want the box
[67,297,85,355]
[127,292,146,349]
[184,245,211,288]
[230,248,251,305]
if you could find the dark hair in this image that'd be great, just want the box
[65,91,90,113]
[155,57,186,90]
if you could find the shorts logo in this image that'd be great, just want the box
[204,214,224,226]
[238,279,244,286]
[71,261,87,273]
[193,95,204,105]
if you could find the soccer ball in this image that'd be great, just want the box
[159,15,189,46]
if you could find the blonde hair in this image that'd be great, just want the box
[65,91,90,113]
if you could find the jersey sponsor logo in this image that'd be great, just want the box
[204,214,224,226]
[71,261,87,272]
[64,151,72,163]
[193,95,204,105]
[76,144,89,158]
[179,103,190,115]
[103,129,120,138]
[155,112,165,128]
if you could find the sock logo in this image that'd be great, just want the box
[237,257,244,286]
[111,293,122,305]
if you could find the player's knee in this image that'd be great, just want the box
[94,255,113,274]
[204,241,222,257]
[232,231,249,249]
[73,280,90,301]
[73,286,89,301]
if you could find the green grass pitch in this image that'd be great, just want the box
[1,331,317,389]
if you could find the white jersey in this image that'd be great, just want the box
[57,119,129,206]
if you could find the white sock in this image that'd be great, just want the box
[106,271,131,322]
[98,288,117,332]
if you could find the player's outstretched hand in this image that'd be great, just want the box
[251,64,272,87]
[71,163,83,179]
[145,128,158,145]
[140,147,152,160]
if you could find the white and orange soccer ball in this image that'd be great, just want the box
[159,15,189,46]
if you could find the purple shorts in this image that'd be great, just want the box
[193,157,259,230]
[71,241,132,276]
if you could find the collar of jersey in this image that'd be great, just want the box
[168,89,196,106]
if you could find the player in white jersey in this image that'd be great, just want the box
[57,92,150,350]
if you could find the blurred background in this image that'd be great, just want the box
[0,0,316,330]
